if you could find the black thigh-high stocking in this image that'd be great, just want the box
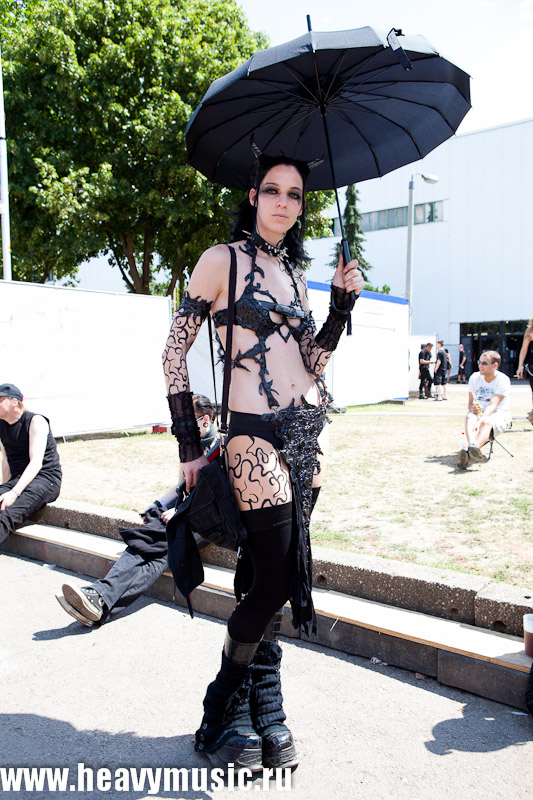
[228,487,321,644]
[228,503,293,644]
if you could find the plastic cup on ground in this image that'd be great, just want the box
[524,614,533,658]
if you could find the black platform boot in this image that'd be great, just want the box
[195,632,262,772]
[250,611,298,769]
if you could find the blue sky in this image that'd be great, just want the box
[237,0,533,133]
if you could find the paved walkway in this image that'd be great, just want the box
[1,553,532,799]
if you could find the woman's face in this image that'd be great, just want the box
[249,163,303,241]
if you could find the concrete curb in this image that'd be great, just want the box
[4,531,531,712]
[35,499,533,637]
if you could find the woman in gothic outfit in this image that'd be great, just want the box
[162,151,363,772]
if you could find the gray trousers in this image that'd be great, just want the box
[90,546,168,622]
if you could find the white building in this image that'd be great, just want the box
[307,117,533,378]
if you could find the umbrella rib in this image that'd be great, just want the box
[209,105,319,172]
[321,51,348,104]
[322,50,390,105]
[278,63,323,105]
[328,103,424,162]
[259,104,319,159]
[202,82,315,109]
[326,105,382,176]
[323,53,393,104]
[337,86,459,133]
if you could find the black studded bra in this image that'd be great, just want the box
[212,241,315,408]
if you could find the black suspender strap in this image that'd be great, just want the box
[219,245,237,438]
[206,314,218,424]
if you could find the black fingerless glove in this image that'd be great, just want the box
[315,286,357,351]
[167,391,203,463]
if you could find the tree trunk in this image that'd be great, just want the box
[141,229,152,293]
[119,229,145,293]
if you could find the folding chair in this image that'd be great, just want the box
[484,423,514,460]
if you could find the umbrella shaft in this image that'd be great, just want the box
[319,106,350,265]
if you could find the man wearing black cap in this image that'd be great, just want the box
[0,383,62,547]
[418,343,434,399]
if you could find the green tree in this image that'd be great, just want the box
[1,0,333,292]
[329,183,389,293]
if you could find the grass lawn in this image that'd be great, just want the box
[56,384,533,588]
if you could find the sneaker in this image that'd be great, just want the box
[62,584,105,622]
[56,594,94,627]
[468,444,487,463]
[457,449,470,470]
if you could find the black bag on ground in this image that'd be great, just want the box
[186,460,246,551]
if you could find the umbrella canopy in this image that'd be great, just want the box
[186,25,471,192]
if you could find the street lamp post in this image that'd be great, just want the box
[405,172,438,333]
[0,45,12,281]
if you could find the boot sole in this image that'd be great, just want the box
[204,735,263,773]
[263,754,299,770]
[262,731,298,770]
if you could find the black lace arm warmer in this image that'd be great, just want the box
[167,390,203,463]
[315,285,357,352]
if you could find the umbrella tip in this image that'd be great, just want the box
[306,14,312,31]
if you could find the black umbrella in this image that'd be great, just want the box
[186,20,470,324]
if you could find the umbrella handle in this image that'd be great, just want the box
[341,238,354,336]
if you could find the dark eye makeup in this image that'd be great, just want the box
[261,184,302,201]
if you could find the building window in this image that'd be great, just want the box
[329,217,342,236]
[360,200,443,232]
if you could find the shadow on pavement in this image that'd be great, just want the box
[0,712,260,798]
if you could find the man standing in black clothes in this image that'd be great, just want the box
[433,340,448,401]
[418,343,434,399]
[0,383,61,546]
[458,344,467,383]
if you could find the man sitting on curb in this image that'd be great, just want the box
[56,393,217,627]
[458,351,511,470]
[0,383,62,547]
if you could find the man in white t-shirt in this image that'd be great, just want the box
[458,350,511,469]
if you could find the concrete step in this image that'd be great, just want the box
[6,521,531,712]
[34,499,533,639]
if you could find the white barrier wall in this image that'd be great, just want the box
[0,281,172,436]
[1,280,408,437]
[308,282,409,406]
[189,284,409,409]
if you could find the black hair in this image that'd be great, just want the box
[193,393,214,420]
[230,154,310,268]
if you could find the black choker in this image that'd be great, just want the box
[246,231,288,261]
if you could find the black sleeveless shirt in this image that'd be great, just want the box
[0,411,62,483]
